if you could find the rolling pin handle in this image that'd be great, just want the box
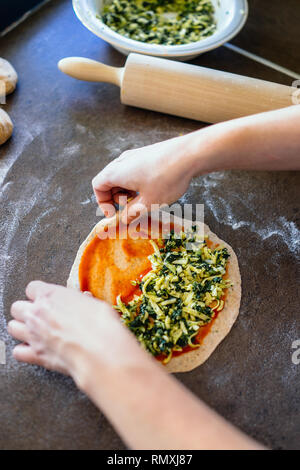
[58,57,123,87]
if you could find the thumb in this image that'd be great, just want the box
[120,196,149,225]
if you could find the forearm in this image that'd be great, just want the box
[183,105,300,175]
[70,337,263,450]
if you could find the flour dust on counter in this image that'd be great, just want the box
[190,173,300,258]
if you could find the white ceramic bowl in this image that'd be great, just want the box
[73,0,248,60]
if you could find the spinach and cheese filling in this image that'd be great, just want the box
[115,228,231,363]
[99,0,216,46]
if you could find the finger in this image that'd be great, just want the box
[92,172,115,207]
[10,300,32,321]
[120,196,149,225]
[111,186,126,205]
[92,182,116,216]
[93,188,114,206]
[97,200,116,218]
[13,344,45,366]
[111,186,124,195]
[7,320,30,343]
[92,171,115,193]
[25,280,57,301]
[113,190,136,206]
[13,344,69,374]
[92,169,131,210]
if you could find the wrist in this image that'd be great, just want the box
[66,318,153,393]
[63,341,92,390]
[183,120,247,176]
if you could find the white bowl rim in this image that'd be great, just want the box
[73,0,249,57]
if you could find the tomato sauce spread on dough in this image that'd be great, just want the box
[79,225,154,305]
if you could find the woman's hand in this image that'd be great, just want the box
[8,281,263,450]
[93,106,300,225]
[8,281,142,384]
[92,134,198,223]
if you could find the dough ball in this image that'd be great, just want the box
[0,58,18,95]
[0,108,13,145]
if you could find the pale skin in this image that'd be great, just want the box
[8,105,300,449]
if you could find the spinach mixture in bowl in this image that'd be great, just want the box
[99,0,217,46]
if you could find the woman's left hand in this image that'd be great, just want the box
[8,281,130,380]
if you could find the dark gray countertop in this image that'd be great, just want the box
[0,0,299,450]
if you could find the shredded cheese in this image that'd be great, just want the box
[114,227,232,362]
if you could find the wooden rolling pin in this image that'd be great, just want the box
[58,53,295,123]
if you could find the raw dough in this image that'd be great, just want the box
[0,58,18,95]
[68,215,241,373]
[0,108,13,145]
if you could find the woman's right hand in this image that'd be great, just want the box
[92,134,197,223]
[93,105,300,225]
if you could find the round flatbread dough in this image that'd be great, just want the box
[0,58,18,95]
[68,216,241,373]
[0,108,13,145]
